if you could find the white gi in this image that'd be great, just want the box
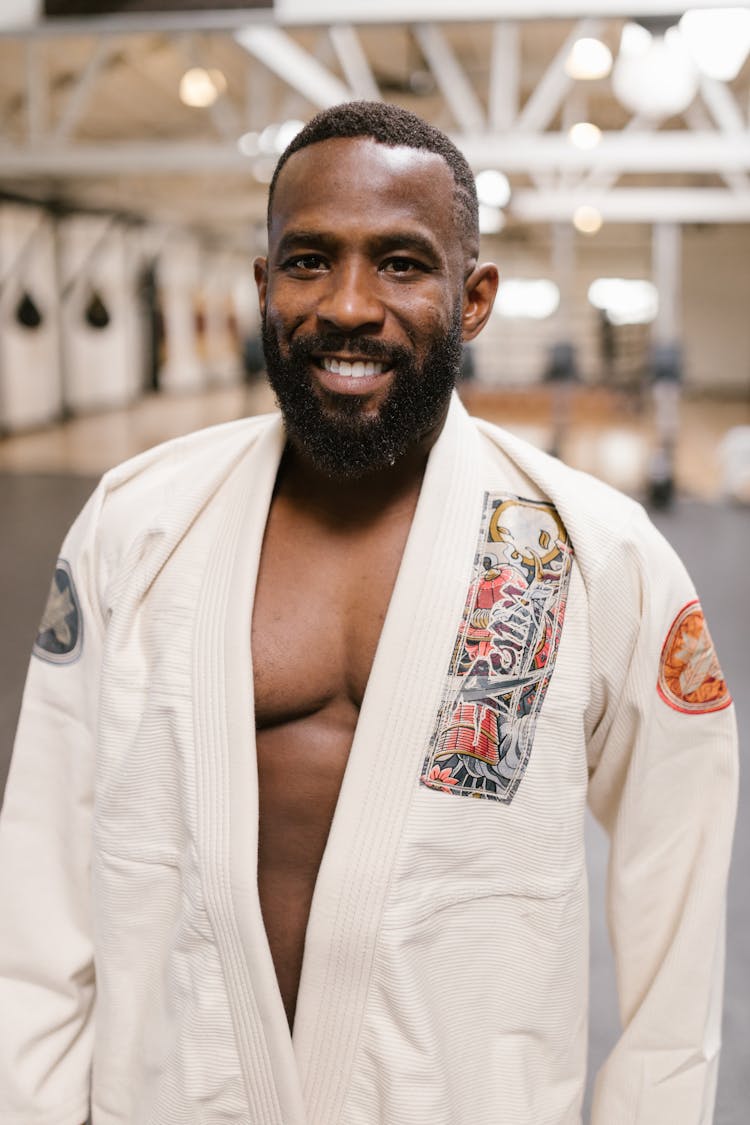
[0,395,738,1125]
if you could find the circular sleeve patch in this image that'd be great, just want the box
[32,558,83,665]
[657,599,731,714]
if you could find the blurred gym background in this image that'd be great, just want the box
[0,3,748,1123]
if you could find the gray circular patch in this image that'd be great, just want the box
[33,558,83,664]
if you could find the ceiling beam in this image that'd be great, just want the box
[1,2,739,38]
[276,1,731,25]
[25,39,47,144]
[511,188,750,223]
[328,24,380,101]
[234,25,351,110]
[413,23,485,133]
[516,19,600,134]
[52,35,117,144]
[4,132,750,176]
[458,132,750,173]
[488,22,520,132]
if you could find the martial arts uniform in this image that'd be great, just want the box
[0,395,738,1125]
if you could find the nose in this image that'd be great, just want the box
[316,259,385,334]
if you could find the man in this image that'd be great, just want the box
[0,102,738,1125]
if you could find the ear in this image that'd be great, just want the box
[461,262,499,342]
[253,256,268,316]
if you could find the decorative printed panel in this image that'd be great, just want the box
[421,493,573,803]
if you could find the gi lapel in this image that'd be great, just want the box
[193,414,309,1125]
[292,395,485,1125]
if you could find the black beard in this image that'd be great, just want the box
[261,309,463,479]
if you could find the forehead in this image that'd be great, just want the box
[269,137,462,255]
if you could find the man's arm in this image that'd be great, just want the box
[0,488,105,1125]
[586,510,738,1125]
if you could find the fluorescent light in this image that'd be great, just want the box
[679,8,750,82]
[476,169,511,208]
[565,37,613,80]
[588,278,659,324]
[568,122,602,150]
[494,279,560,320]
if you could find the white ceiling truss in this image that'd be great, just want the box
[0,5,749,231]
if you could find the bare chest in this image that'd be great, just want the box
[250,493,416,1025]
[252,510,410,726]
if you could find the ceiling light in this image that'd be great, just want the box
[679,7,750,82]
[179,67,227,109]
[274,118,305,151]
[478,204,506,235]
[237,131,260,157]
[476,169,511,208]
[494,279,560,320]
[573,205,603,235]
[252,156,277,184]
[565,37,613,80]
[568,122,602,150]
[612,22,698,118]
[257,119,306,155]
[588,278,659,325]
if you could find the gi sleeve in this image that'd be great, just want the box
[0,483,107,1125]
[585,507,738,1125]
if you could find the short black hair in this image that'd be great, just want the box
[267,101,479,256]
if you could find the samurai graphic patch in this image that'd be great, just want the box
[33,558,83,664]
[657,600,731,714]
[421,493,573,803]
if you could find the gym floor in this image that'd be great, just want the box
[1,383,747,1123]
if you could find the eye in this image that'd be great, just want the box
[381,256,428,276]
[282,253,329,274]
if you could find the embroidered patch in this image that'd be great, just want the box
[421,493,573,803]
[32,558,83,664]
[657,600,731,714]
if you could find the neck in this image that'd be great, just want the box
[276,413,446,528]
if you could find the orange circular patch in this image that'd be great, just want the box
[657,600,731,714]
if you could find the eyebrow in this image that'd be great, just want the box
[275,228,445,264]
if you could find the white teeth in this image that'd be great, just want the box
[322,356,386,377]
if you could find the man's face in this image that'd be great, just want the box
[255,137,477,478]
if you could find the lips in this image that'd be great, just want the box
[319,356,389,379]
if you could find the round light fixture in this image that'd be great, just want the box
[679,7,750,82]
[475,169,511,209]
[568,122,602,150]
[612,23,698,119]
[573,205,603,235]
[179,67,227,109]
[565,37,614,80]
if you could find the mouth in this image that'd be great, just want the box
[309,353,396,398]
[318,355,390,380]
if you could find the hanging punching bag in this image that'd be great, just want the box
[15,291,43,329]
[85,288,111,329]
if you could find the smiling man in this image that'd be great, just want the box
[0,102,738,1125]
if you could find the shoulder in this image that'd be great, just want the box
[95,412,278,534]
[63,413,281,600]
[468,412,696,636]
[470,411,644,529]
